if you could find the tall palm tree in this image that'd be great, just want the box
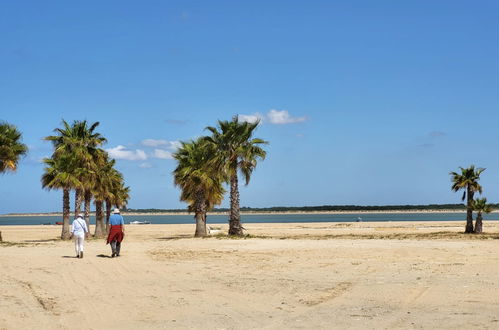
[204,116,267,235]
[101,180,130,232]
[0,122,28,173]
[45,120,106,225]
[173,139,225,237]
[41,156,81,239]
[83,148,107,230]
[108,181,130,228]
[450,165,485,233]
[91,156,121,237]
[472,197,492,234]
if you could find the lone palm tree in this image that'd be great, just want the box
[0,122,28,173]
[41,156,81,239]
[205,116,267,236]
[173,139,225,237]
[472,197,492,234]
[450,166,485,233]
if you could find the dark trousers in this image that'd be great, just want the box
[110,240,121,256]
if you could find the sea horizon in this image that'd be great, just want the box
[1,211,498,226]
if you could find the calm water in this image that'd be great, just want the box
[1,212,498,226]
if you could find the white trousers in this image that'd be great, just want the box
[74,235,85,255]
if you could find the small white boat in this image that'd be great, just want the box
[208,226,222,234]
[129,220,151,225]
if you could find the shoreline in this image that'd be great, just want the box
[0,209,473,217]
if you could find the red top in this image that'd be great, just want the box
[107,225,125,244]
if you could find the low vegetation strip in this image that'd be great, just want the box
[126,204,473,213]
[211,231,499,240]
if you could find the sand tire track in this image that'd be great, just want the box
[6,276,59,315]
[301,281,353,306]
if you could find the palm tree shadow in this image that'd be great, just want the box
[157,234,193,240]
[96,254,112,258]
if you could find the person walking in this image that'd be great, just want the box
[107,208,125,257]
[70,213,89,258]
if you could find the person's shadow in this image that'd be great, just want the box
[96,254,112,258]
[62,255,79,258]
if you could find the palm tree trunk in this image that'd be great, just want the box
[84,189,91,231]
[105,199,112,232]
[94,200,106,238]
[194,190,207,237]
[74,188,83,218]
[61,188,71,240]
[475,212,483,234]
[228,173,243,236]
[465,188,474,233]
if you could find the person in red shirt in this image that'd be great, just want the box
[107,208,125,257]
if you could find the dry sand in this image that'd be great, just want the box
[1,221,499,329]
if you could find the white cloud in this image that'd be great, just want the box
[238,110,306,125]
[152,149,173,159]
[238,113,263,124]
[267,109,306,124]
[106,145,148,161]
[142,139,181,150]
[170,141,182,150]
[139,163,153,168]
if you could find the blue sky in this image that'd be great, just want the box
[1,1,499,213]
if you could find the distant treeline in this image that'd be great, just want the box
[125,204,499,213]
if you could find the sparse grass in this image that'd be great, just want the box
[208,231,499,241]
[0,238,61,247]
[0,241,31,247]
[315,231,499,240]
[212,233,272,240]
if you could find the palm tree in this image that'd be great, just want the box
[108,181,130,228]
[0,122,28,173]
[91,155,122,237]
[45,120,106,225]
[472,197,492,234]
[41,156,81,239]
[173,139,225,237]
[204,116,267,235]
[82,148,107,230]
[450,166,485,233]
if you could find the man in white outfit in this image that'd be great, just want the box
[70,213,89,258]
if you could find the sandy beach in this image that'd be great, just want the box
[1,221,499,329]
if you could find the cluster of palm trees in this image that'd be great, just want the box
[173,116,267,237]
[5,119,496,239]
[41,120,130,239]
[450,165,492,234]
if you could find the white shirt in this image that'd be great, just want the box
[71,217,88,236]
